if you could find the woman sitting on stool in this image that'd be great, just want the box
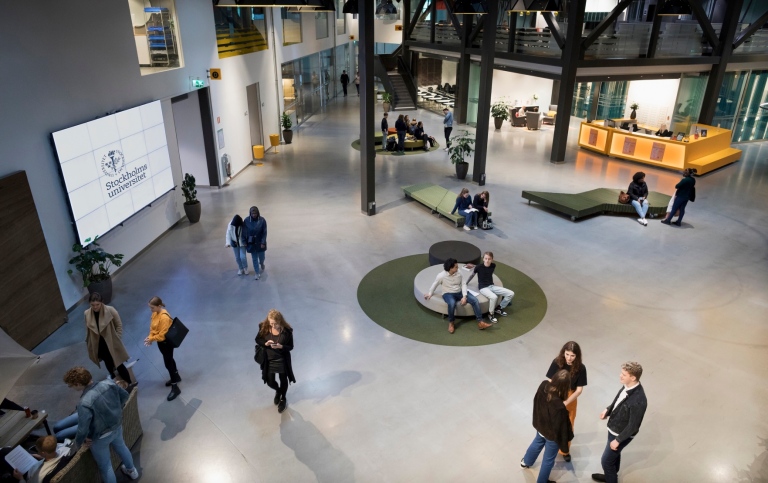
[451,188,478,231]
[628,172,651,226]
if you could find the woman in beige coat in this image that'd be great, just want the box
[85,292,132,384]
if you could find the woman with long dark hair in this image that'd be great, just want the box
[628,171,650,226]
[143,296,181,401]
[521,370,574,483]
[546,341,587,462]
[451,188,478,231]
[255,309,295,413]
[84,292,132,385]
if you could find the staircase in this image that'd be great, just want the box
[388,72,416,111]
[374,49,418,111]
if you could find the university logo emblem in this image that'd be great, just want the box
[101,150,125,177]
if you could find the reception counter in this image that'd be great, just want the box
[578,121,741,174]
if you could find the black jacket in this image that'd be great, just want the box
[532,380,573,453]
[340,73,349,85]
[381,117,388,131]
[255,326,296,384]
[675,175,696,201]
[606,384,647,443]
[627,181,648,202]
[395,119,406,132]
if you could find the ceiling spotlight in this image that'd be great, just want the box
[342,0,358,14]
[454,0,487,15]
[657,0,692,16]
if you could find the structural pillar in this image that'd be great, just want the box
[360,0,376,215]
[455,14,473,124]
[550,1,586,163]
[471,1,498,186]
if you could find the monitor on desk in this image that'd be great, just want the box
[604,119,616,128]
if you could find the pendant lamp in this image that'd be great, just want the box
[454,0,487,15]
[508,0,561,12]
[657,0,692,16]
[376,0,398,15]
[342,0,358,14]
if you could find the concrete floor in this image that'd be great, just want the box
[16,96,768,483]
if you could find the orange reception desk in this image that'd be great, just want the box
[578,121,742,174]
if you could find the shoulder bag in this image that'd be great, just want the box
[164,316,189,348]
[618,191,631,204]
[254,344,266,365]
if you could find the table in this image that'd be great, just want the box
[0,410,51,448]
[429,240,481,266]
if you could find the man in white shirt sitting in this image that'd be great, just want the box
[11,435,72,483]
[424,258,492,334]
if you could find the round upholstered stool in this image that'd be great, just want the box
[428,240,481,266]
[413,264,502,317]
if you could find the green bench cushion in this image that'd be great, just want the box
[411,185,450,210]
[522,188,671,220]
[436,192,463,225]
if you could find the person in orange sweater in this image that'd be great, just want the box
[143,296,181,401]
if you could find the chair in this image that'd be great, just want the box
[510,107,527,127]
[443,82,451,92]
[526,111,543,130]
[543,104,557,124]
[428,86,434,92]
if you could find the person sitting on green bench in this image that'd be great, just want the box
[627,172,650,226]
[424,258,491,334]
[452,188,478,231]
[414,121,430,151]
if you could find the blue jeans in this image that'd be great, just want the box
[54,413,79,442]
[459,209,477,227]
[631,199,649,218]
[232,246,247,270]
[90,426,136,483]
[397,130,406,152]
[442,292,481,322]
[664,196,689,223]
[600,432,632,483]
[523,432,559,483]
[250,250,265,274]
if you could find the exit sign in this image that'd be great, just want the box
[190,77,204,89]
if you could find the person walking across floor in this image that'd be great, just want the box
[143,296,181,401]
[424,258,491,334]
[521,369,574,483]
[340,70,350,97]
[628,172,651,226]
[451,188,478,230]
[354,72,360,96]
[443,107,453,150]
[84,293,133,386]
[395,114,407,155]
[465,251,514,323]
[591,362,647,483]
[546,341,587,462]
[244,206,268,280]
[255,309,295,413]
[226,214,248,275]
[63,366,139,482]
[473,191,490,226]
[661,168,696,226]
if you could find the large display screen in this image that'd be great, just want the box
[52,101,174,246]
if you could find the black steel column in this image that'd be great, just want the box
[550,1,586,163]
[699,0,743,125]
[455,14,473,124]
[403,0,411,60]
[646,0,664,58]
[472,0,498,186]
[430,0,437,43]
[360,0,376,215]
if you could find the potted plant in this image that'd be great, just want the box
[281,111,293,144]
[630,102,639,120]
[447,130,475,180]
[382,92,392,113]
[491,99,510,130]
[68,237,124,304]
[182,173,201,223]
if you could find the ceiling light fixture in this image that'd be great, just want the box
[508,0,561,12]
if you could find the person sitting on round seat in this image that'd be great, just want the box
[452,188,478,231]
[414,121,430,151]
[465,251,514,323]
[628,172,650,226]
[424,258,491,334]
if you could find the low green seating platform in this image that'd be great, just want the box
[522,188,671,221]
[375,132,426,150]
[403,183,490,227]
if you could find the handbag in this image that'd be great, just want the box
[618,191,630,204]
[689,186,696,202]
[254,344,266,365]
[164,317,189,348]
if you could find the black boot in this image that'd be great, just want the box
[274,391,281,405]
[167,383,181,401]
[165,372,181,386]
[278,397,287,413]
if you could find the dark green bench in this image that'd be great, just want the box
[522,188,671,221]
[403,183,490,227]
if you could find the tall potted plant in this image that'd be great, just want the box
[630,102,639,120]
[382,92,392,113]
[447,130,475,180]
[281,111,293,144]
[182,173,201,223]
[491,99,510,129]
[68,237,124,304]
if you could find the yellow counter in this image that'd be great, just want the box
[578,121,741,174]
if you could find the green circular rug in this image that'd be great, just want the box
[358,254,547,346]
[351,139,441,155]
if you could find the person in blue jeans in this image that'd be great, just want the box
[226,214,248,275]
[244,206,268,280]
[451,188,478,230]
[424,258,491,334]
[394,114,407,155]
[521,370,574,483]
[627,171,650,226]
[661,168,696,226]
[52,412,79,441]
[64,366,139,482]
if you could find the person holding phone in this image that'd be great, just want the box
[546,341,587,462]
[144,296,181,401]
[627,172,650,226]
[255,310,295,413]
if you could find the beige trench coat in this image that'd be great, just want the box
[85,305,130,367]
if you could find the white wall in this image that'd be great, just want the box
[623,79,681,129]
[491,70,554,109]
[172,91,210,185]
[441,61,458,86]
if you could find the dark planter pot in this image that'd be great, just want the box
[184,201,201,223]
[455,162,469,180]
[494,117,504,130]
[283,129,293,144]
[88,277,113,304]
[630,109,637,120]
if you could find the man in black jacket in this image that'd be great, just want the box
[340,70,350,97]
[592,362,647,483]
[661,168,696,226]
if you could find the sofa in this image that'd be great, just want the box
[526,111,543,130]
[543,104,557,124]
[510,107,527,127]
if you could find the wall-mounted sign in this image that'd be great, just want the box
[349,35,355,40]
[209,68,222,80]
[395,25,403,31]
[190,78,205,89]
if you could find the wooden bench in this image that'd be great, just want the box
[403,183,490,227]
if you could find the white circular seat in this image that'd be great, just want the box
[413,264,503,316]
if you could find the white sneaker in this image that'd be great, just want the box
[237,269,243,275]
[242,268,248,275]
[642,218,648,226]
[120,465,139,480]
[463,225,471,231]
[254,273,260,280]
[488,314,498,323]
[637,218,645,226]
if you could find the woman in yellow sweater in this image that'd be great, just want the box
[143,296,181,401]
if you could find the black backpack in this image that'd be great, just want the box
[386,137,397,152]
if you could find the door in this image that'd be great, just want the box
[246,82,264,150]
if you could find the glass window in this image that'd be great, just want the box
[213,7,268,59]
[713,71,748,131]
[733,70,768,142]
[282,8,303,46]
[670,73,708,133]
[316,12,329,39]
[336,0,346,35]
[128,0,184,75]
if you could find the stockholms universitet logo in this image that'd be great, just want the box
[101,150,125,177]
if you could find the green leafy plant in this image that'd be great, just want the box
[67,237,124,287]
[447,130,475,165]
[281,111,292,130]
[491,99,510,120]
[630,102,639,110]
[382,92,393,104]
[532,94,539,101]
[181,173,198,205]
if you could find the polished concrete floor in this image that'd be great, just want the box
[16,96,768,482]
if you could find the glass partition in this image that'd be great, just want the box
[670,73,708,133]
[713,71,748,130]
[336,0,346,35]
[213,6,267,59]
[733,70,768,143]
[316,12,329,39]
[466,62,481,126]
[282,8,302,45]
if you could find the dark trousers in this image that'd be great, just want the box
[267,372,289,398]
[98,339,131,383]
[665,196,689,224]
[342,83,348,96]
[355,84,359,94]
[444,126,453,147]
[158,341,180,383]
[600,432,633,483]
[397,130,406,152]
